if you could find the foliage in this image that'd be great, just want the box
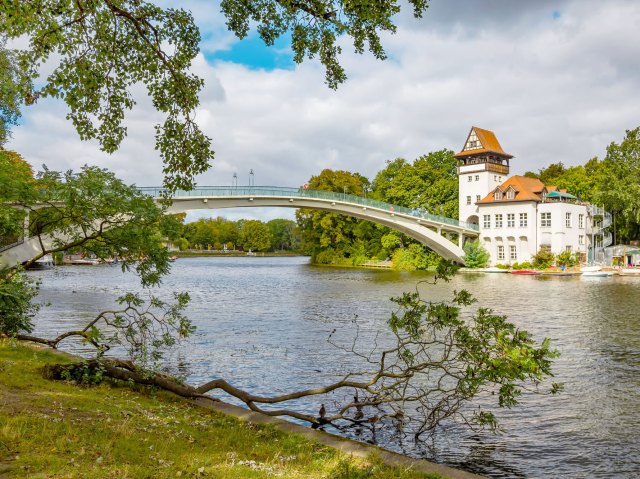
[372,150,459,219]
[239,220,271,252]
[267,219,300,251]
[0,270,39,335]
[0,44,21,146]
[184,216,239,250]
[532,248,555,270]
[0,149,33,237]
[462,240,490,268]
[555,250,578,268]
[379,281,559,435]
[525,159,603,203]
[296,169,369,258]
[22,166,171,286]
[220,0,430,89]
[1,2,213,192]
[596,127,640,242]
[511,262,533,270]
[298,152,459,270]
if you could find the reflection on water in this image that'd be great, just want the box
[29,257,640,478]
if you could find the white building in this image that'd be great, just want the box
[456,127,607,266]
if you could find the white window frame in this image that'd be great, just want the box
[519,212,528,227]
[468,176,473,182]
[483,215,491,229]
[510,245,517,260]
[506,189,515,200]
[579,235,584,245]
[475,175,480,181]
[507,213,515,228]
[566,212,572,228]
[476,195,481,202]
[494,190,503,200]
[466,196,471,205]
[579,214,584,229]
[495,214,503,228]
[541,212,551,227]
[497,245,505,261]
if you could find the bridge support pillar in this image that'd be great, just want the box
[458,234,465,248]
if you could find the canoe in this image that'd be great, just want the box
[481,267,509,273]
[511,270,541,275]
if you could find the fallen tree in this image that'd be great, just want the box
[10,261,561,439]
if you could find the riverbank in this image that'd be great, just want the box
[0,341,468,479]
[173,250,305,258]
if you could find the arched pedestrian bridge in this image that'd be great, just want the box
[140,186,479,264]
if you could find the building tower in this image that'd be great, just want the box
[456,127,513,225]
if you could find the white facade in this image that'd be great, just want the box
[476,200,589,265]
[458,164,506,225]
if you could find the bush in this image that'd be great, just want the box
[0,271,40,335]
[532,248,555,270]
[512,261,533,270]
[463,240,490,268]
[556,250,578,268]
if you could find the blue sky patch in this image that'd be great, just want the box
[205,33,295,70]
[552,10,562,20]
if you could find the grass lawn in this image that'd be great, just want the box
[0,340,444,479]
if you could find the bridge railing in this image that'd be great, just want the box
[137,186,479,231]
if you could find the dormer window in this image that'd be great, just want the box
[506,188,516,200]
[494,190,503,200]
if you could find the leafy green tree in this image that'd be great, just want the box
[240,220,271,252]
[596,127,640,242]
[0,45,20,146]
[0,1,436,188]
[267,219,300,251]
[296,169,369,262]
[463,240,490,268]
[0,150,33,238]
[1,2,212,191]
[220,0,430,89]
[372,149,458,218]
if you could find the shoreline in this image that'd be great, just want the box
[0,340,482,479]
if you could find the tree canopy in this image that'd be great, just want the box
[0,0,433,190]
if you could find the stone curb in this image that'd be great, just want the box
[194,397,485,479]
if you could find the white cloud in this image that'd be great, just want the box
[7,0,640,222]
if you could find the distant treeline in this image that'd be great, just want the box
[165,216,301,253]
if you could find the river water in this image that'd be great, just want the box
[28,257,640,478]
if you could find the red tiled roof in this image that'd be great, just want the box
[455,126,513,159]
[478,175,546,204]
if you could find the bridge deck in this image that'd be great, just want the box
[138,186,479,234]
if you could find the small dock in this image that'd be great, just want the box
[362,260,393,269]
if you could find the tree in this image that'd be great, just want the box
[372,150,459,219]
[240,220,271,252]
[596,127,640,242]
[0,149,33,238]
[296,169,369,263]
[35,261,561,437]
[267,219,300,251]
[0,45,20,146]
[1,1,434,189]
[463,240,490,268]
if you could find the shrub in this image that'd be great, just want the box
[0,271,40,335]
[463,240,490,268]
[532,248,555,270]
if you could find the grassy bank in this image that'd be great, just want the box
[0,341,443,479]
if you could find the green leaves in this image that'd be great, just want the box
[463,240,490,268]
[1,0,213,192]
[384,275,559,433]
[220,0,426,89]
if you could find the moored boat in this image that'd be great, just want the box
[511,269,541,275]
[481,267,509,273]
[582,271,614,277]
[619,268,640,276]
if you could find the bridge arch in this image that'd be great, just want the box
[142,187,479,264]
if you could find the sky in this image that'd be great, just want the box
[7,0,640,222]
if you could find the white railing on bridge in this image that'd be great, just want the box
[137,186,479,232]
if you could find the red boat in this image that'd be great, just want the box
[510,269,541,275]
